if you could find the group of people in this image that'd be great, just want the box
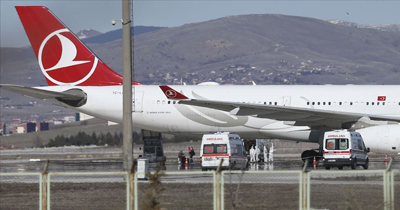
[249,143,274,163]
[178,147,196,165]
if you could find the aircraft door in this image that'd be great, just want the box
[133,91,144,112]
[283,96,291,106]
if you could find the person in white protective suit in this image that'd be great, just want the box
[269,143,274,162]
[250,145,255,162]
[255,146,260,162]
[263,145,268,163]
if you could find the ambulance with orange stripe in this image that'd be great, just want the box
[322,130,370,170]
[200,132,248,171]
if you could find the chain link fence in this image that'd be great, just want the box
[47,172,128,210]
[394,170,400,209]
[221,171,301,209]
[1,168,398,209]
[308,170,385,209]
[135,171,215,210]
[0,173,42,210]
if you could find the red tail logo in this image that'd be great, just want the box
[39,28,98,85]
[160,86,189,99]
[16,6,141,86]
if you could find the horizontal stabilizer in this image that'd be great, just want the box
[0,84,87,107]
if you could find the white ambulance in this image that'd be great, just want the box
[200,132,248,171]
[322,130,370,170]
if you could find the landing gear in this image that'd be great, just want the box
[301,150,320,163]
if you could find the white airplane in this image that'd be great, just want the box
[1,6,400,156]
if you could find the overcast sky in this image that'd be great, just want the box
[1,0,400,47]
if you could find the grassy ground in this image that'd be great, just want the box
[1,180,399,210]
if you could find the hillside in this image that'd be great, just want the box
[2,14,400,87]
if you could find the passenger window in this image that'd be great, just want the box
[357,139,364,150]
[352,140,358,149]
[236,145,242,155]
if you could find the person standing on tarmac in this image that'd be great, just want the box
[269,143,274,162]
[264,145,268,163]
[189,147,195,163]
[178,150,186,166]
[250,145,255,162]
[255,146,260,162]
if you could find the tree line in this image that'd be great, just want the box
[44,131,197,147]
[46,131,125,147]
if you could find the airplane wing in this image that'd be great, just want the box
[0,84,87,107]
[159,85,400,129]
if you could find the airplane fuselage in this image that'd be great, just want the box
[41,85,400,143]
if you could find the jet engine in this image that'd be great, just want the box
[357,125,400,154]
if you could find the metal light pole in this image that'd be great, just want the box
[122,0,133,171]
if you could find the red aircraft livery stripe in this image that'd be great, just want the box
[378,96,386,101]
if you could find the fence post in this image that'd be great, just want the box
[39,173,43,210]
[42,160,49,210]
[300,159,309,210]
[216,159,224,210]
[390,170,394,210]
[134,173,138,210]
[128,160,136,210]
[221,171,225,210]
[384,157,394,210]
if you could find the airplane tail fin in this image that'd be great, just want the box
[15,6,140,86]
